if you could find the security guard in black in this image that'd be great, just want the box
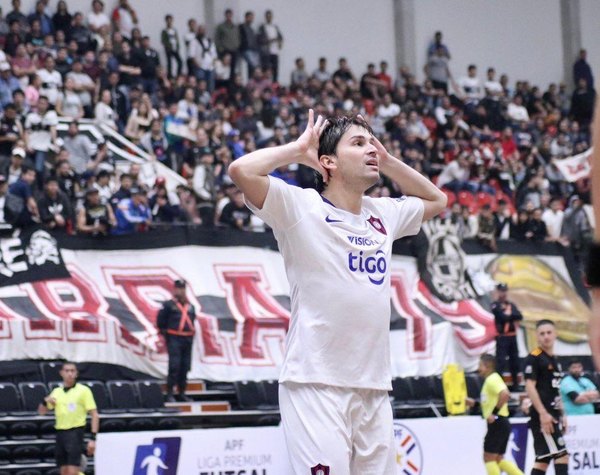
[491,283,523,390]
[157,279,196,402]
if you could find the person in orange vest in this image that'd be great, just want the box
[491,283,523,391]
[157,279,196,402]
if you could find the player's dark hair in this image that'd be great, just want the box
[480,353,496,368]
[315,115,373,192]
[61,361,77,369]
[536,319,555,328]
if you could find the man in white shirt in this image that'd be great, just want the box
[24,95,57,180]
[258,10,283,83]
[458,64,483,106]
[484,67,503,100]
[190,25,217,92]
[229,110,446,474]
[376,93,400,121]
[542,198,565,242]
[37,56,62,106]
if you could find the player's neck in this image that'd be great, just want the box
[540,345,554,356]
[321,184,363,215]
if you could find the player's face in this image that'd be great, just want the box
[332,125,379,189]
[536,323,556,351]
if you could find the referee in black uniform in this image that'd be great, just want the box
[491,283,523,391]
[157,279,196,402]
[38,362,99,475]
[523,319,569,475]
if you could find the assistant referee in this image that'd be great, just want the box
[38,362,99,475]
[467,354,523,475]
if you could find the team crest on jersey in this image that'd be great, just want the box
[394,422,423,474]
[367,215,387,235]
[310,464,330,475]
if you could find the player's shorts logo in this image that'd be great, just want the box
[310,463,330,475]
[394,422,423,474]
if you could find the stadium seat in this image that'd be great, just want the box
[0,383,22,414]
[85,381,111,412]
[430,375,445,405]
[136,381,177,412]
[465,373,482,399]
[407,376,434,402]
[390,377,412,406]
[442,189,457,207]
[47,382,62,392]
[261,380,279,408]
[457,190,479,213]
[39,362,63,384]
[234,381,268,410]
[0,446,9,465]
[11,444,42,464]
[42,444,56,463]
[106,381,150,412]
[106,381,154,430]
[476,191,496,210]
[18,382,48,412]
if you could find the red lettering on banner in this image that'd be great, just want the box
[390,274,432,357]
[418,281,495,352]
[107,270,226,360]
[217,266,289,364]
[23,266,109,342]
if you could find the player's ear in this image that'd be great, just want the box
[319,154,337,172]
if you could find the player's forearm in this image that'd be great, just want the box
[592,99,600,240]
[90,410,99,434]
[526,380,549,416]
[380,156,441,200]
[230,142,304,179]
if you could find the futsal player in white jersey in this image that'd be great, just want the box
[229,110,447,474]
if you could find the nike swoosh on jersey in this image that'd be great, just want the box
[325,215,344,223]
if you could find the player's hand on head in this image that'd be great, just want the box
[295,109,328,182]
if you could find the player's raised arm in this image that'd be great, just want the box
[589,95,600,370]
[371,135,447,221]
[229,109,328,209]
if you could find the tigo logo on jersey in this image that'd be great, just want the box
[394,422,423,475]
[132,437,181,475]
[347,250,387,285]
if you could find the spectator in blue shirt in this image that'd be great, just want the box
[0,63,21,112]
[560,359,599,415]
[113,186,151,235]
[8,165,39,225]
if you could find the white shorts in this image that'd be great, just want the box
[279,382,396,475]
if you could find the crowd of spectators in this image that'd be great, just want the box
[0,3,596,265]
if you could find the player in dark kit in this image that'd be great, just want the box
[523,319,569,475]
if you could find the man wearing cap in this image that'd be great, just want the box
[2,146,26,185]
[113,186,151,235]
[491,283,523,391]
[156,279,196,402]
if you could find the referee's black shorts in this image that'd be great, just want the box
[483,416,511,454]
[529,418,568,462]
[56,426,85,467]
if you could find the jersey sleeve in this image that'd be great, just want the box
[47,387,59,410]
[82,386,97,412]
[377,196,425,240]
[245,176,314,231]
[523,354,539,381]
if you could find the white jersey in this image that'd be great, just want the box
[248,177,424,390]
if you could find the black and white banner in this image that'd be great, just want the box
[0,228,591,380]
